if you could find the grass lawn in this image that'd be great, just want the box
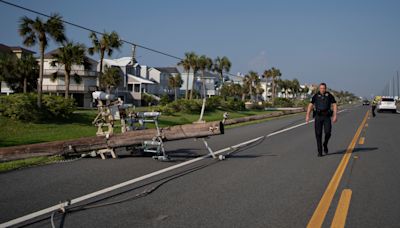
[0,156,62,173]
[0,108,276,148]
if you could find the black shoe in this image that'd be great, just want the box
[323,144,329,154]
[318,150,323,157]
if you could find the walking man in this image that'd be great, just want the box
[371,97,377,117]
[306,83,338,157]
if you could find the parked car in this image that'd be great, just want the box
[362,100,370,106]
[377,97,397,113]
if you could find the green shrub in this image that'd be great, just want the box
[273,98,294,107]
[252,103,265,110]
[206,96,222,111]
[0,93,42,121]
[162,99,202,114]
[159,94,171,106]
[293,99,309,108]
[221,98,245,111]
[142,94,158,106]
[180,99,202,113]
[0,93,76,121]
[42,95,76,118]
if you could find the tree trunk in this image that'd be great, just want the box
[99,50,104,90]
[23,77,27,93]
[65,69,70,99]
[219,71,224,95]
[249,83,253,101]
[174,87,178,101]
[272,79,275,105]
[190,70,196,100]
[38,43,45,108]
[185,69,189,100]
[198,71,207,122]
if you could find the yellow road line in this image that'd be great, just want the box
[358,137,365,145]
[331,189,352,228]
[307,111,369,228]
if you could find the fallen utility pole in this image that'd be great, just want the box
[0,121,223,161]
[0,108,306,162]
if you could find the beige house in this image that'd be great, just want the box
[40,49,99,107]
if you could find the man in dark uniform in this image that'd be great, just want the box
[371,98,377,117]
[306,83,337,157]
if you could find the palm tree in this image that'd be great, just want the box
[255,83,264,102]
[16,54,39,93]
[0,54,16,94]
[168,73,183,101]
[178,52,195,99]
[19,13,66,107]
[50,41,91,98]
[88,31,122,88]
[244,71,260,101]
[242,74,252,101]
[197,55,213,122]
[291,78,300,98]
[189,53,199,100]
[101,66,121,94]
[213,56,231,88]
[263,67,282,105]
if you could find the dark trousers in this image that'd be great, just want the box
[372,105,376,117]
[314,115,332,153]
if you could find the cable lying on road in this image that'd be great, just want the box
[12,136,266,228]
[50,160,220,228]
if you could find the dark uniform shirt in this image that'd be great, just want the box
[311,92,336,112]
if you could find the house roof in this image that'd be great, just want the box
[43,49,59,58]
[0,43,13,55]
[103,57,135,67]
[180,71,220,79]
[127,74,155,84]
[10,46,35,54]
[43,48,97,62]
[152,67,180,74]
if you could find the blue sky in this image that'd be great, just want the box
[1,0,400,97]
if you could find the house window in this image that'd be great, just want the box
[128,84,133,92]
[134,84,140,93]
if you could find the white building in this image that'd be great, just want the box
[179,71,220,97]
[40,49,98,107]
[101,57,155,105]
[147,67,180,97]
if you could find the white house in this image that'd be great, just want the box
[101,57,154,105]
[260,79,273,101]
[179,71,220,97]
[147,67,180,97]
[40,49,98,107]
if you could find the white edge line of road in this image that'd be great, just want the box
[0,109,347,228]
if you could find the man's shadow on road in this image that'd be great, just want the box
[325,147,378,156]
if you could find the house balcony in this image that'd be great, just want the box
[42,85,98,93]
[43,69,99,77]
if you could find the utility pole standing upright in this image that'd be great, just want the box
[393,75,395,97]
[397,71,399,99]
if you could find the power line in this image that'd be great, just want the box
[0,0,246,80]
[0,0,183,61]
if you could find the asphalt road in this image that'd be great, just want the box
[0,105,399,228]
